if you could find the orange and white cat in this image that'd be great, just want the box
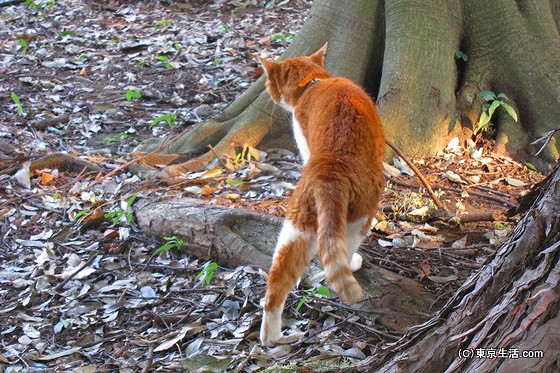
[258,44,385,347]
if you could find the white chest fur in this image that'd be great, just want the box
[292,116,310,164]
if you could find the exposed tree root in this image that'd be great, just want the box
[134,198,435,331]
[343,163,560,372]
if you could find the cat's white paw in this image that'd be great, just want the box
[260,308,283,347]
[260,329,305,347]
[350,253,363,272]
[275,331,305,345]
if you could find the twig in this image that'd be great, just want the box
[208,144,229,169]
[386,140,446,211]
[388,178,516,208]
[141,344,155,373]
[53,254,99,292]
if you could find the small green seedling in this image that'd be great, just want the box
[25,0,56,12]
[525,162,538,172]
[60,29,75,36]
[18,39,29,53]
[476,90,518,133]
[154,236,185,255]
[196,261,218,286]
[150,112,178,129]
[104,194,138,225]
[73,208,91,221]
[295,285,330,315]
[271,33,295,44]
[125,89,142,101]
[154,18,170,31]
[155,54,172,69]
[454,50,468,62]
[11,92,24,116]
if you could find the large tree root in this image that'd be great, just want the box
[344,164,560,372]
[134,198,434,332]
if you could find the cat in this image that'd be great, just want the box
[258,43,385,347]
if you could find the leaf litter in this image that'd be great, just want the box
[0,1,546,372]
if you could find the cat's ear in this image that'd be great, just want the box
[309,43,328,66]
[258,57,277,76]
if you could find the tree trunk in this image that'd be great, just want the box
[344,164,560,372]
[134,198,435,332]
[136,0,560,177]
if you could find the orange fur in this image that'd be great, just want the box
[259,44,385,347]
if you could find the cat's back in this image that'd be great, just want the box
[295,76,384,163]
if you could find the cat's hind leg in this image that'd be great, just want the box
[346,216,371,272]
[260,220,315,347]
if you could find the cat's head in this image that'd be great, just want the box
[259,43,331,112]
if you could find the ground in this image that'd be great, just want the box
[0,1,545,372]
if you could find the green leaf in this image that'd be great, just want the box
[18,38,29,52]
[295,295,309,315]
[477,111,491,131]
[487,100,501,119]
[454,50,468,62]
[73,209,91,221]
[195,262,218,286]
[10,92,21,105]
[154,236,184,255]
[525,162,538,172]
[126,193,139,209]
[125,89,141,101]
[314,285,331,297]
[496,92,508,100]
[154,241,174,254]
[478,90,496,101]
[499,102,518,122]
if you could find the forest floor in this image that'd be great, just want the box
[0,0,545,372]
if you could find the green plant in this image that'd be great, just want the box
[73,208,91,221]
[25,0,56,12]
[196,262,218,286]
[154,236,185,255]
[125,89,142,101]
[476,90,518,133]
[154,18,170,31]
[11,92,24,116]
[102,131,135,144]
[150,112,178,129]
[104,194,138,225]
[155,54,172,69]
[218,25,229,34]
[525,162,538,172]
[271,33,295,44]
[454,50,468,62]
[295,285,330,315]
[173,43,182,51]
[18,39,29,53]
[60,29,75,36]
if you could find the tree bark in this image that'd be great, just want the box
[134,198,434,332]
[347,164,560,372]
[136,0,560,176]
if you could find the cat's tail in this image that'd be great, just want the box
[314,184,363,304]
